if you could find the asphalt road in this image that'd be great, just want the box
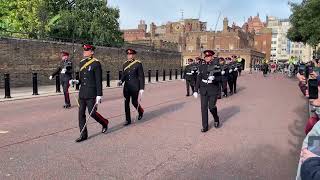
[0,72,307,180]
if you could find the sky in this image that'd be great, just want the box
[108,0,302,31]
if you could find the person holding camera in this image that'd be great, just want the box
[193,50,222,133]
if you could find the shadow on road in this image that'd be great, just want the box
[209,105,240,129]
[88,101,186,139]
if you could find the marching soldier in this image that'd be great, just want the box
[219,57,228,97]
[231,55,239,94]
[118,48,145,126]
[237,57,243,76]
[193,50,221,133]
[226,57,234,95]
[70,44,109,142]
[184,58,197,96]
[49,51,73,108]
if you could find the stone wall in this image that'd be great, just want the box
[0,38,182,88]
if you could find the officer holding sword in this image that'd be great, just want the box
[70,44,109,143]
[118,48,145,126]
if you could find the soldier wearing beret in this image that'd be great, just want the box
[49,51,73,108]
[193,50,221,132]
[70,44,109,142]
[226,57,234,95]
[184,58,197,96]
[118,48,145,126]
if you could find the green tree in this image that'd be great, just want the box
[48,0,124,47]
[287,0,320,49]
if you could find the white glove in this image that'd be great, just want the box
[49,76,53,80]
[139,89,144,96]
[69,80,79,86]
[61,68,66,74]
[229,69,233,73]
[96,96,102,104]
[191,71,194,73]
[193,92,198,98]
[117,80,123,86]
[208,76,215,81]
[221,71,225,75]
[235,68,238,71]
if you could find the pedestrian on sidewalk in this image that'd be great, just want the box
[193,50,221,133]
[70,44,109,142]
[49,51,73,108]
[118,48,145,126]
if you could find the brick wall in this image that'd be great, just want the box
[0,38,182,88]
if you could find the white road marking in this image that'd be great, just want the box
[0,130,9,134]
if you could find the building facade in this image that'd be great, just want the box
[267,16,313,63]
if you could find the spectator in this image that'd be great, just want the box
[300,149,320,180]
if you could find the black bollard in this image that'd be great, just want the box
[163,69,166,81]
[119,71,122,80]
[148,70,151,83]
[180,68,183,79]
[156,70,159,82]
[175,69,178,79]
[32,73,39,95]
[106,71,110,87]
[4,73,11,98]
[169,69,172,80]
[55,75,61,93]
[75,72,80,90]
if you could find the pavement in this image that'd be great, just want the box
[0,72,307,180]
[0,76,174,102]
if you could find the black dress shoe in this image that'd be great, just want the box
[234,91,237,94]
[124,121,131,126]
[217,96,221,99]
[223,94,228,97]
[138,112,144,120]
[102,125,108,134]
[75,135,87,143]
[201,128,208,133]
[65,104,71,109]
[214,121,220,128]
[186,94,190,97]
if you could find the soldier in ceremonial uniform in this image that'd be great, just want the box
[49,51,73,108]
[219,57,228,97]
[226,57,234,95]
[184,58,197,96]
[231,55,239,94]
[193,50,221,133]
[118,48,145,126]
[70,44,109,142]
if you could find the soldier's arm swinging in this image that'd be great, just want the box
[138,63,145,90]
[51,64,62,77]
[95,62,103,96]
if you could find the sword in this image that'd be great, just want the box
[79,103,98,136]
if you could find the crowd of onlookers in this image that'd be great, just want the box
[295,57,320,180]
[252,62,299,77]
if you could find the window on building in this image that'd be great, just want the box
[272,41,277,44]
[263,41,266,45]
[255,41,258,45]
[300,50,303,54]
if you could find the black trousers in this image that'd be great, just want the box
[186,80,195,95]
[221,80,228,95]
[124,90,143,122]
[62,80,70,105]
[78,98,109,137]
[228,78,234,93]
[200,94,219,130]
[233,75,238,93]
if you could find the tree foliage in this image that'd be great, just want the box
[287,0,320,47]
[0,0,124,47]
